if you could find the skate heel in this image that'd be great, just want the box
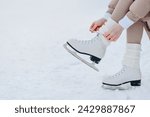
[130,80,141,86]
[90,56,101,64]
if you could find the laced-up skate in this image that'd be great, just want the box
[63,33,109,71]
[63,18,118,71]
[102,65,141,90]
[102,43,142,90]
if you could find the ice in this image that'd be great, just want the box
[0,0,150,100]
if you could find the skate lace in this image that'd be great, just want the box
[79,34,99,45]
[112,66,127,78]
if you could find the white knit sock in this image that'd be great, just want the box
[122,43,141,69]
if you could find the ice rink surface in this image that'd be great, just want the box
[0,0,150,99]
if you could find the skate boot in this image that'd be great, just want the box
[102,43,141,90]
[64,18,117,71]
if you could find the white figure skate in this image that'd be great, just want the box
[64,18,117,71]
[102,65,141,90]
[102,43,142,90]
[63,33,109,72]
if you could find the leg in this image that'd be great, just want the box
[127,21,144,44]
[123,21,144,70]
[144,24,150,39]
[102,21,144,89]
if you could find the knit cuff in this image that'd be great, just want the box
[119,16,134,29]
[103,12,112,20]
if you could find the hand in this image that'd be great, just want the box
[103,23,124,41]
[90,18,107,33]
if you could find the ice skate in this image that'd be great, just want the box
[63,33,110,72]
[102,43,142,90]
[63,42,99,71]
[63,18,118,71]
[102,65,141,90]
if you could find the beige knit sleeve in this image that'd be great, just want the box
[107,0,119,14]
[127,0,150,22]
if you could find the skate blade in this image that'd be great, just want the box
[102,83,133,90]
[63,43,99,72]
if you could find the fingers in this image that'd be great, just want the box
[95,26,100,31]
[90,23,99,32]
[109,35,119,41]
[102,23,123,41]
[103,32,111,38]
[104,31,118,41]
[90,19,107,32]
[106,34,114,40]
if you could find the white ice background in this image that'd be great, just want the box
[0,0,150,99]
